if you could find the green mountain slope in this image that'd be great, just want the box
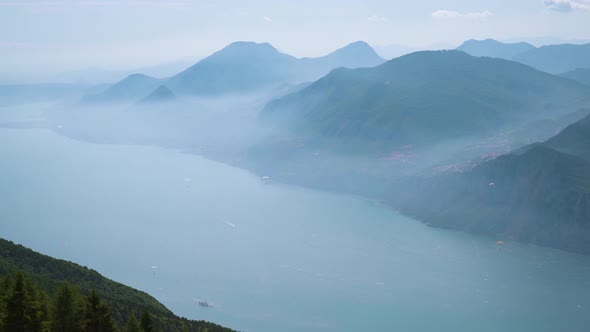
[261,50,589,149]
[544,113,590,160]
[391,115,590,254]
[0,238,236,332]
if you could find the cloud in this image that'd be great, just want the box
[263,16,273,22]
[432,9,493,19]
[544,0,590,12]
[432,10,461,19]
[367,14,387,23]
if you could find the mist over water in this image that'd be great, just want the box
[1,127,589,332]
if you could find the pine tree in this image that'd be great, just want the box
[25,280,49,332]
[4,272,29,332]
[2,272,48,332]
[83,290,117,332]
[52,283,84,332]
[0,275,12,332]
[139,311,154,332]
[124,314,141,332]
[35,290,51,332]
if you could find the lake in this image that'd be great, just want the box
[1,126,590,332]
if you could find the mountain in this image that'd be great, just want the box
[391,114,590,254]
[168,41,384,96]
[139,85,176,104]
[261,50,590,149]
[300,41,385,72]
[544,112,590,160]
[457,39,535,59]
[168,41,299,95]
[86,41,385,101]
[456,39,590,74]
[82,73,162,103]
[560,68,590,86]
[0,237,236,332]
[513,43,590,74]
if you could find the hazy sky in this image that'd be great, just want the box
[1,0,589,82]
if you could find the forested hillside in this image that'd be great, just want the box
[0,238,236,332]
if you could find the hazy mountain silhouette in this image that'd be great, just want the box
[82,73,162,103]
[138,85,176,104]
[457,39,535,59]
[85,41,385,101]
[299,41,384,72]
[456,39,590,74]
[560,68,590,86]
[513,43,590,74]
[167,41,298,95]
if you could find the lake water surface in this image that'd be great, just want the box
[1,127,590,332]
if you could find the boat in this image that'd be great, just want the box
[197,300,214,308]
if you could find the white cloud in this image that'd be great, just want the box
[367,14,387,23]
[263,16,273,22]
[544,0,590,12]
[432,9,493,19]
[432,10,461,19]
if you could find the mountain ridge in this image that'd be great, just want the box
[83,41,385,102]
[261,50,590,149]
[390,114,590,254]
[457,38,536,59]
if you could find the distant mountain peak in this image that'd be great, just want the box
[329,41,380,56]
[463,38,499,44]
[126,73,153,79]
[313,40,384,68]
[457,39,536,59]
[343,40,373,49]
[459,38,533,47]
[117,73,158,85]
[224,40,276,50]
[139,85,175,104]
[211,41,287,59]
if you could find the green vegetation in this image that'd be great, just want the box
[544,112,590,161]
[0,238,236,332]
[391,114,590,254]
[262,50,589,150]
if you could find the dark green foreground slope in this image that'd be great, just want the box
[0,238,236,332]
